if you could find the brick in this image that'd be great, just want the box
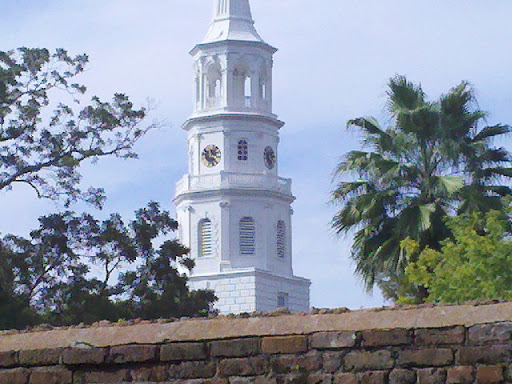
[457,345,511,365]
[416,368,446,384]
[168,361,217,379]
[307,373,333,384]
[180,379,228,384]
[469,322,512,344]
[262,336,308,354]
[359,371,387,384]
[323,351,343,373]
[397,348,453,367]
[0,368,29,384]
[344,350,394,371]
[0,350,18,367]
[333,373,358,384]
[73,368,130,383]
[211,338,260,357]
[62,347,106,365]
[230,378,271,384]
[276,372,308,384]
[219,357,268,377]
[130,364,167,382]
[272,352,322,374]
[310,332,357,349]
[389,369,416,384]
[362,329,411,347]
[160,342,207,361]
[19,349,61,366]
[29,366,72,384]
[108,344,157,363]
[476,366,504,384]
[446,366,473,384]
[415,327,465,346]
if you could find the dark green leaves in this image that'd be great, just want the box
[0,202,215,329]
[0,48,153,207]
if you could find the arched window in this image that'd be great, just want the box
[195,75,200,103]
[237,140,248,161]
[233,66,251,108]
[198,219,213,257]
[244,75,251,107]
[277,220,286,258]
[240,217,255,256]
[207,63,222,108]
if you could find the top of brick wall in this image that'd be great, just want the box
[1,302,511,352]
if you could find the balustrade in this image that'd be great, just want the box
[175,172,292,196]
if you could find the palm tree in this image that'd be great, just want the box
[332,76,512,301]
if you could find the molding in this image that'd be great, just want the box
[174,188,296,205]
[183,112,284,131]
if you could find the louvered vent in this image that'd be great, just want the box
[277,220,286,258]
[240,217,255,256]
[199,219,213,257]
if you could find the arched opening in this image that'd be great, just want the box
[261,82,267,100]
[237,139,248,161]
[198,219,213,257]
[233,65,251,108]
[195,75,200,104]
[240,217,255,256]
[244,76,251,107]
[277,220,286,258]
[259,66,268,101]
[206,63,222,108]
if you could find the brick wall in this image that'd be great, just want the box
[1,302,512,383]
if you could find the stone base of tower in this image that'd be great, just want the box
[189,268,310,315]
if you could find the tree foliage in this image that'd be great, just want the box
[331,75,512,301]
[0,47,153,207]
[0,202,216,330]
[404,209,512,303]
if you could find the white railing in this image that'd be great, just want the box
[175,172,292,196]
[207,97,222,109]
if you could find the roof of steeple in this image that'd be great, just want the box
[201,0,264,44]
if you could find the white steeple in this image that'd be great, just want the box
[176,0,310,315]
[202,0,264,44]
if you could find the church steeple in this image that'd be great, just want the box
[202,0,264,44]
[176,0,310,315]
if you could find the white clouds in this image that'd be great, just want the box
[1,0,511,309]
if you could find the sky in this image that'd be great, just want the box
[1,0,512,310]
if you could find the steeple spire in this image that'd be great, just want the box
[202,0,264,44]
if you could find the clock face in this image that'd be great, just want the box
[264,146,276,170]
[202,145,221,167]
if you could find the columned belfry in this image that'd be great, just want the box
[174,0,310,314]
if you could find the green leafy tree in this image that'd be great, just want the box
[0,47,153,207]
[0,202,216,329]
[331,76,512,302]
[404,209,512,303]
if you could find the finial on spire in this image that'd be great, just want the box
[202,0,263,44]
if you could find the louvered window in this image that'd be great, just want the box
[238,140,248,161]
[240,217,255,256]
[277,220,286,258]
[199,219,212,257]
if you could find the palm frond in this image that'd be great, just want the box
[473,124,512,142]
[434,175,465,195]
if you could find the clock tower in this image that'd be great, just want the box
[174,0,310,314]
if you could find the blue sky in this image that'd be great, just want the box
[1,0,512,309]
